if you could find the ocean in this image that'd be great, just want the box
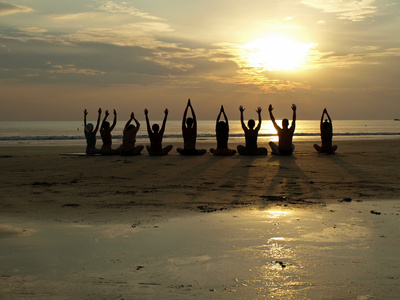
[0,120,399,146]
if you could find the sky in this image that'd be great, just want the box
[0,0,399,120]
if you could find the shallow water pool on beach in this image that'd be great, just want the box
[1,200,399,299]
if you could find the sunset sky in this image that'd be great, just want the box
[1,0,399,120]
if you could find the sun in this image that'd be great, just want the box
[243,35,315,71]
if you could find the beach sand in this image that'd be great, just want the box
[1,139,400,299]
[1,139,399,223]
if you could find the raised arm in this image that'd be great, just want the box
[182,99,190,130]
[101,109,110,128]
[93,108,102,134]
[144,109,151,134]
[110,109,117,131]
[189,99,197,129]
[125,112,133,130]
[216,106,223,125]
[221,105,229,131]
[291,104,296,130]
[255,107,262,131]
[84,109,88,127]
[221,105,228,125]
[160,108,168,135]
[320,109,325,129]
[133,113,140,131]
[268,104,280,131]
[239,106,247,131]
[325,108,332,124]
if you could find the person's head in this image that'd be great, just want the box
[186,117,194,128]
[282,118,289,129]
[247,119,255,129]
[322,120,331,130]
[102,121,110,130]
[127,124,135,131]
[152,123,160,133]
[216,121,228,133]
[85,123,93,133]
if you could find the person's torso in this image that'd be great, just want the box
[183,128,197,149]
[278,128,294,150]
[216,130,228,148]
[245,130,258,149]
[101,129,112,145]
[150,132,163,151]
[85,132,96,146]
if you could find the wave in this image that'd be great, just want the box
[1,132,400,141]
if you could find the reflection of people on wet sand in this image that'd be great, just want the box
[84,108,102,155]
[119,112,144,156]
[144,108,173,156]
[237,106,268,156]
[314,108,338,154]
[268,104,296,156]
[177,99,206,156]
[210,105,236,156]
[100,109,120,155]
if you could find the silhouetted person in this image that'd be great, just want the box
[314,108,337,154]
[119,112,144,156]
[144,108,173,156]
[237,106,268,155]
[177,99,206,156]
[210,105,236,156]
[100,109,120,155]
[84,108,102,155]
[268,104,296,155]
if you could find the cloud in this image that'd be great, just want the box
[301,0,377,21]
[312,47,400,70]
[18,27,48,34]
[0,2,32,16]
[4,21,396,95]
[0,1,395,97]
[95,0,163,20]
[66,22,175,48]
[48,64,106,76]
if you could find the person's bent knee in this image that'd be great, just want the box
[237,145,246,155]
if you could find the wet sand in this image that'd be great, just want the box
[0,139,400,299]
[1,200,399,299]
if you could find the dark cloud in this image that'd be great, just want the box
[0,2,32,16]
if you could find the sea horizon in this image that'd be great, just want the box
[1,119,399,146]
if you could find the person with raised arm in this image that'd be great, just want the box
[314,108,338,154]
[210,105,236,156]
[119,112,144,156]
[84,108,102,155]
[268,104,296,155]
[144,108,173,156]
[177,99,206,156]
[237,106,268,155]
[100,109,120,155]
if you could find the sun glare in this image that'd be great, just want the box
[243,35,314,71]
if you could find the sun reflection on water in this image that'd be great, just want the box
[264,209,292,219]
[239,208,313,298]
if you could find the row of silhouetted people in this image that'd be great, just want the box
[84,99,337,156]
